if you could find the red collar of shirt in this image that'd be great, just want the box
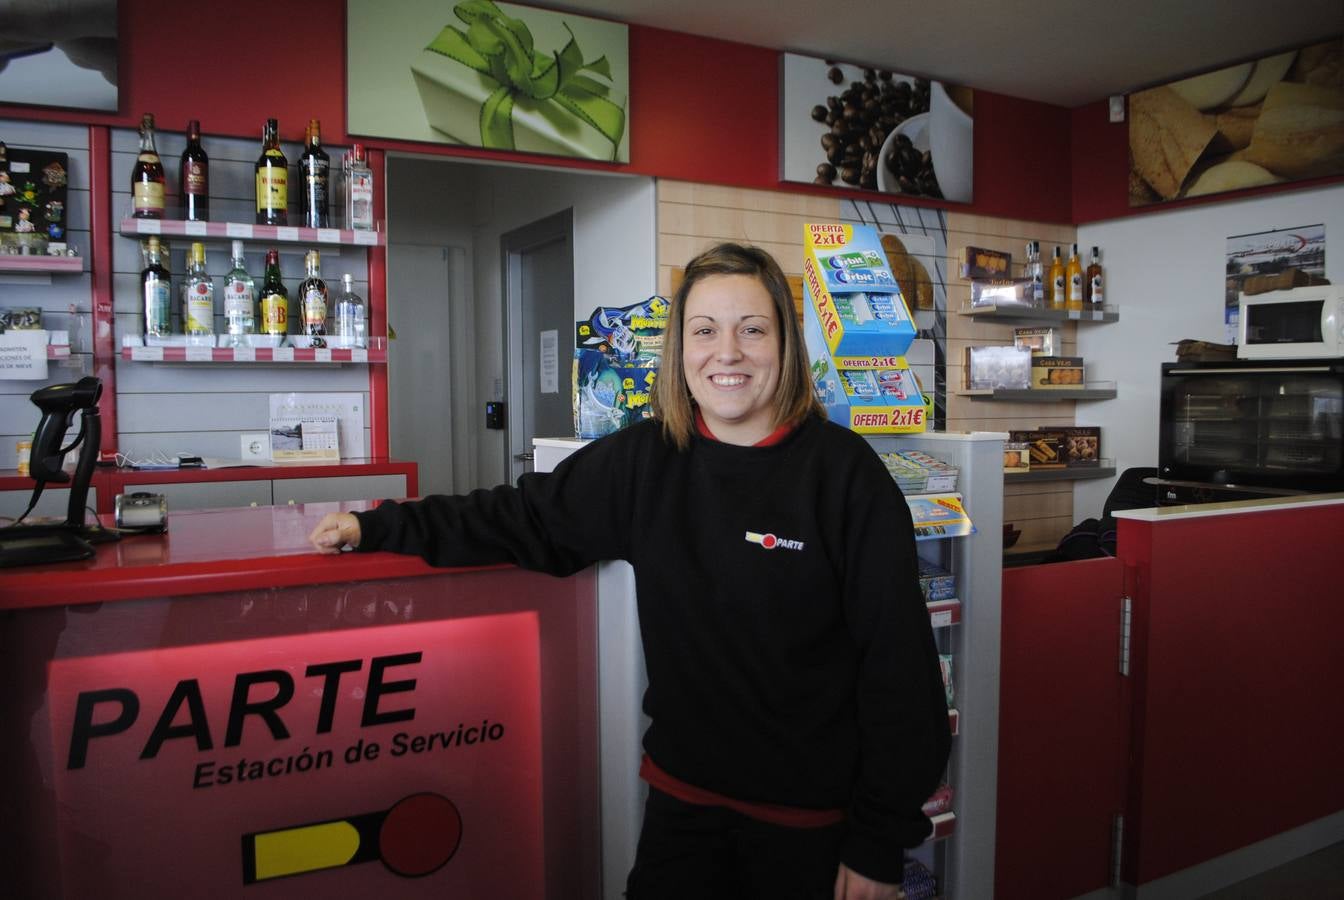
[694,410,796,447]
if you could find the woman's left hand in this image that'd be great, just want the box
[833,863,906,900]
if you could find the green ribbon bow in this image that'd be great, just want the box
[427,0,627,160]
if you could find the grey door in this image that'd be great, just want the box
[387,243,458,496]
[502,209,575,483]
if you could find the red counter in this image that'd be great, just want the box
[0,503,599,899]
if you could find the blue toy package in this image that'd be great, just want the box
[572,297,668,439]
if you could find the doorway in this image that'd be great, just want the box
[501,209,575,484]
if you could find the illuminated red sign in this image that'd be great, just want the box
[47,613,544,897]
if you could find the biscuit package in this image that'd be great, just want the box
[1060,426,1101,466]
[1010,430,1066,469]
[965,345,1031,390]
[1031,356,1085,389]
[1013,326,1059,357]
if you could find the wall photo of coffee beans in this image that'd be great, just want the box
[781,52,975,203]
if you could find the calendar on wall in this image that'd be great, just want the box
[268,393,366,461]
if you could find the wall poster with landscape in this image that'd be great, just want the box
[1129,37,1343,206]
[347,0,629,163]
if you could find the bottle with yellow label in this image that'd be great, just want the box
[1048,245,1066,308]
[259,249,288,337]
[255,118,288,226]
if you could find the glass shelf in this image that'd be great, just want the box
[120,345,386,363]
[1005,462,1117,483]
[0,256,84,274]
[119,217,386,247]
[957,303,1119,324]
[957,383,1118,402]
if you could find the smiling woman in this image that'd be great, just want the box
[309,242,950,900]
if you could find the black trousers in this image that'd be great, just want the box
[624,787,846,900]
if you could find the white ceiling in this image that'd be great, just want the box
[554,0,1343,107]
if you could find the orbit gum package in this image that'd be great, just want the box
[802,223,927,434]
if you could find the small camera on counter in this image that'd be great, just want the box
[114,492,168,533]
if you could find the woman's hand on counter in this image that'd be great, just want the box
[309,513,362,554]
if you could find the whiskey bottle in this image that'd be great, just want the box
[1086,246,1104,306]
[255,118,288,226]
[299,119,330,228]
[298,250,328,348]
[178,119,209,221]
[334,273,366,348]
[1066,243,1084,310]
[182,242,215,337]
[131,114,165,219]
[222,240,256,346]
[141,236,172,337]
[259,249,289,337]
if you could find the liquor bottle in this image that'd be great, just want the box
[259,249,289,337]
[141,236,172,337]
[1066,243,1084,309]
[222,240,256,346]
[298,250,328,348]
[255,118,288,226]
[344,143,374,231]
[334,273,367,348]
[1086,246,1105,306]
[1026,240,1044,306]
[131,113,165,219]
[178,119,209,221]
[1048,245,1066,308]
[299,119,330,228]
[182,242,215,337]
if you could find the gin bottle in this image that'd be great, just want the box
[334,273,366,348]
[222,240,256,345]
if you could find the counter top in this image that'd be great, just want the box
[0,500,507,611]
[1113,491,1344,522]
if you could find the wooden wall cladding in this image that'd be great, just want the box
[656,181,1085,554]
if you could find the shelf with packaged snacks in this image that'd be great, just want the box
[1005,462,1116,483]
[957,303,1119,324]
[927,598,961,628]
[956,383,1118,402]
[118,217,385,247]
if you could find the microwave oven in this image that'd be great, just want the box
[1238,284,1344,359]
[1159,357,1344,497]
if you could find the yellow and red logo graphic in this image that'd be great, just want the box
[242,792,463,883]
[744,531,805,551]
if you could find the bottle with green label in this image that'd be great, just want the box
[141,236,172,337]
[259,249,288,337]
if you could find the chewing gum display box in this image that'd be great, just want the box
[1031,356,1085,389]
[803,223,926,434]
[1010,430,1066,469]
[917,557,957,602]
[802,223,917,359]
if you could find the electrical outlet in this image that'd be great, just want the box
[240,432,270,462]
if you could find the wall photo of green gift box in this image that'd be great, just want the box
[348,0,629,163]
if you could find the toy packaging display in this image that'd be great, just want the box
[801,222,927,434]
[0,144,70,253]
[572,297,668,439]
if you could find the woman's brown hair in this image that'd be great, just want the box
[652,243,822,449]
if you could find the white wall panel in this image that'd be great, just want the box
[1074,183,1344,516]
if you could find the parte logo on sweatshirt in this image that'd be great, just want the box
[744,530,805,551]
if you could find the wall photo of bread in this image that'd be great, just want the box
[1128,37,1344,207]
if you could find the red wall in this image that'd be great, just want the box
[0,0,1075,223]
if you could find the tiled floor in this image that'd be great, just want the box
[1195,841,1344,899]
